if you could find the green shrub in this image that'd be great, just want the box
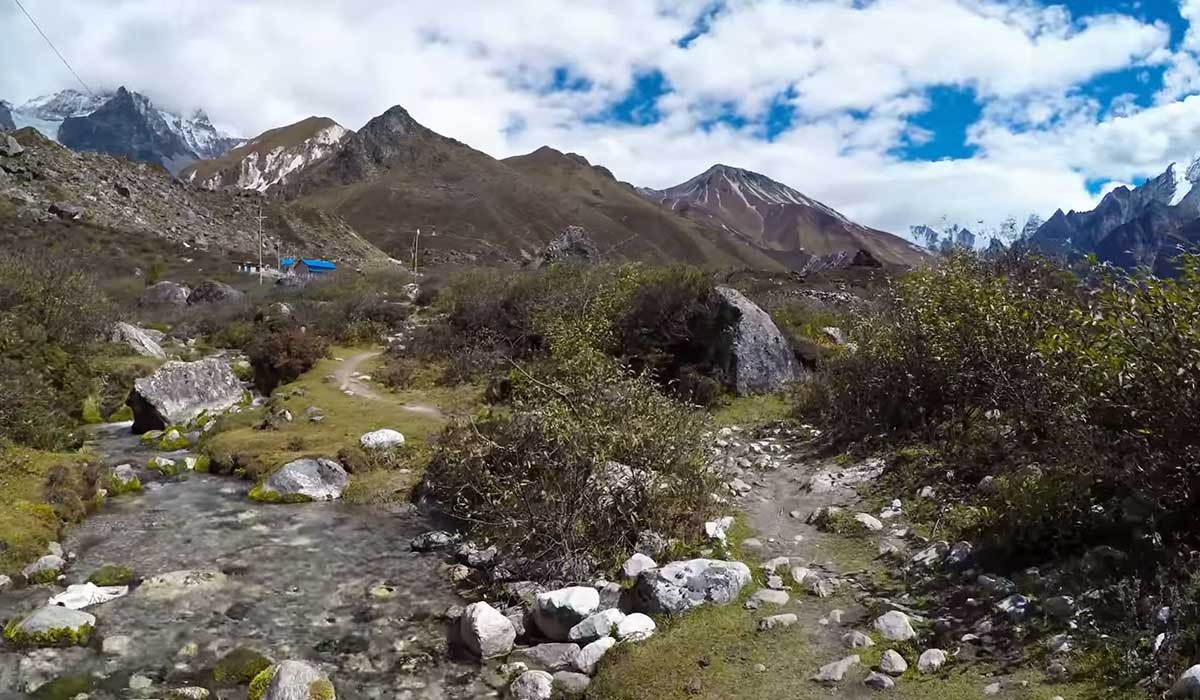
[425,273,715,579]
[88,564,135,586]
[245,326,328,395]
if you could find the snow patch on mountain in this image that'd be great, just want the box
[184,119,349,192]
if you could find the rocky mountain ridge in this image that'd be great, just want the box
[5,88,242,175]
[180,116,350,191]
[0,128,386,264]
[640,164,929,268]
[1031,163,1200,274]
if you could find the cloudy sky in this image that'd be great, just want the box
[5,0,1200,237]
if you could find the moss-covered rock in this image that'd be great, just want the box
[247,664,277,700]
[248,484,312,504]
[106,465,142,495]
[140,429,164,445]
[183,455,211,473]
[158,428,191,451]
[88,564,135,587]
[3,607,95,647]
[309,678,335,700]
[147,457,179,476]
[213,646,273,685]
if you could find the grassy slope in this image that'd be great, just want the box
[201,347,478,497]
[588,396,1132,700]
[0,446,89,575]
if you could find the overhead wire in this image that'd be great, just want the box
[10,0,94,96]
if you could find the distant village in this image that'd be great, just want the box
[234,256,337,280]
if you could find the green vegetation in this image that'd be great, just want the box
[425,266,716,578]
[800,249,1200,690]
[3,616,94,648]
[245,326,329,394]
[107,404,133,422]
[308,679,335,700]
[88,564,135,586]
[247,483,312,504]
[212,646,273,685]
[157,430,191,451]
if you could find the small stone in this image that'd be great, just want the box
[765,575,785,590]
[460,601,517,659]
[745,589,789,610]
[510,644,583,673]
[1043,595,1075,620]
[762,557,789,573]
[983,681,1001,695]
[827,609,845,625]
[704,516,735,543]
[615,613,656,642]
[910,542,948,568]
[510,670,554,700]
[843,630,875,648]
[620,553,657,581]
[812,655,860,684]
[874,611,916,641]
[997,594,1029,621]
[360,429,405,450]
[945,541,973,568]
[552,671,591,696]
[102,635,131,656]
[757,614,798,631]
[864,671,895,690]
[568,609,625,644]
[879,650,907,676]
[790,566,812,585]
[854,513,884,531]
[574,636,616,675]
[21,554,66,583]
[129,675,153,690]
[810,578,837,598]
[917,648,947,673]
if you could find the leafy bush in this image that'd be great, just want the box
[425,271,715,579]
[803,249,1200,689]
[245,326,329,394]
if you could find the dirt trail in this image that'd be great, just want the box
[334,350,446,419]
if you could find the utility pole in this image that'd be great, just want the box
[255,201,266,285]
[412,227,420,274]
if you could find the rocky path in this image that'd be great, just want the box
[334,350,445,419]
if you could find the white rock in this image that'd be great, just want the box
[574,636,616,675]
[460,601,516,659]
[510,670,554,700]
[757,613,798,631]
[874,611,916,641]
[842,630,875,648]
[790,566,812,585]
[0,574,12,591]
[21,555,66,582]
[745,589,789,609]
[6,607,95,647]
[1170,664,1200,698]
[854,513,884,531]
[704,516,735,543]
[917,648,947,673]
[359,429,405,450]
[615,613,656,642]
[620,553,657,581]
[983,681,1001,695]
[568,609,625,644]
[534,587,601,641]
[258,660,334,700]
[46,542,64,558]
[880,649,908,676]
[47,582,129,610]
[812,655,860,684]
[762,557,790,572]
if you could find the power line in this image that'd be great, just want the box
[11,0,94,96]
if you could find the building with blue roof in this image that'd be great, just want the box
[281,257,337,278]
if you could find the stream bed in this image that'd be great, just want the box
[0,423,492,699]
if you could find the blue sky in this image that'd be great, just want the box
[7,0,1200,236]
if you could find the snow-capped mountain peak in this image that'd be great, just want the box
[180,116,350,192]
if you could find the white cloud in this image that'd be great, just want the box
[0,0,1194,236]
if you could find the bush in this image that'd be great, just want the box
[425,272,715,579]
[802,249,1200,690]
[245,326,328,394]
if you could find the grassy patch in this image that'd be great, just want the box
[202,347,477,487]
[708,394,793,428]
[0,445,90,575]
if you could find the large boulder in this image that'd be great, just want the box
[127,358,244,433]
[187,280,245,306]
[3,607,95,647]
[533,587,601,641]
[252,660,334,700]
[110,322,166,359]
[253,458,349,502]
[712,286,803,395]
[532,225,600,268]
[633,559,752,615]
[460,602,516,659]
[139,281,191,308]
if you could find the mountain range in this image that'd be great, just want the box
[3,88,242,174]
[2,86,930,271]
[1030,164,1200,275]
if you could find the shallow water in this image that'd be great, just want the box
[0,423,491,699]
